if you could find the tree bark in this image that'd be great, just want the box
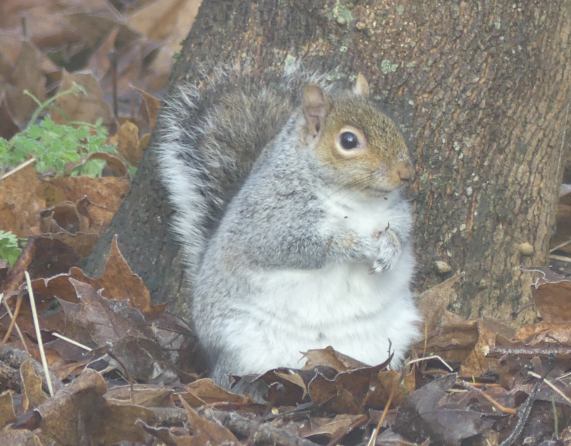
[84,1,571,322]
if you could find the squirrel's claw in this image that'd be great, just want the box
[371,227,402,273]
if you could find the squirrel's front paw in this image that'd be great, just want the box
[371,227,402,273]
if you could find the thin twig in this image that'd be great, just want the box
[51,332,92,352]
[528,371,571,405]
[499,380,541,446]
[326,414,368,446]
[548,254,571,263]
[2,293,24,344]
[550,238,571,252]
[25,271,54,397]
[407,355,454,372]
[2,299,29,352]
[367,376,398,446]
[460,381,516,415]
[487,345,571,359]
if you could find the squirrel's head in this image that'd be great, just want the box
[302,74,413,193]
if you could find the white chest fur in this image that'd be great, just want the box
[222,190,420,375]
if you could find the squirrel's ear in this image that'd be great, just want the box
[303,84,328,139]
[353,73,369,97]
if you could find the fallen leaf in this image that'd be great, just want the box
[4,41,46,127]
[0,159,44,236]
[460,319,514,377]
[135,86,161,132]
[302,345,369,372]
[99,401,156,444]
[57,278,152,347]
[307,360,393,413]
[28,236,80,278]
[67,152,129,178]
[96,236,164,316]
[417,274,462,335]
[393,374,497,445]
[44,175,129,233]
[20,360,48,411]
[40,201,88,234]
[302,413,368,442]
[130,0,200,91]
[0,93,20,139]
[0,391,16,428]
[516,321,571,345]
[532,270,571,322]
[181,378,251,407]
[117,120,142,166]
[105,384,173,407]
[34,368,107,445]
[52,70,114,127]
[179,397,240,445]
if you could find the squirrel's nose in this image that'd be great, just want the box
[396,161,414,182]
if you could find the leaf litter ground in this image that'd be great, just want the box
[1,1,571,445]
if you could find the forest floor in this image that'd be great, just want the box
[0,1,570,445]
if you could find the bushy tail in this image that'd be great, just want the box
[156,67,324,280]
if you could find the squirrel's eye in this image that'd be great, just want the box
[339,131,359,150]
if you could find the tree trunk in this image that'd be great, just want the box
[84,1,570,322]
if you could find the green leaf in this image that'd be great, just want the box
[0,231,21,266]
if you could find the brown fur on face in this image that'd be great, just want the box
[311,95,412,192]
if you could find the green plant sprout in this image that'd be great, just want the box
[0,84,119,176]
[0,231,21,266]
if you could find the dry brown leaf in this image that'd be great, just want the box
[99,402,156,444]
[34,368,107,444]
[97,236,164,316]
[393,373,496,445]
[55,277,179,384]
[52,70,114,127]
[65,2,124,50]
[117,120,142,166]
[181,378,251,407]
[28,237,80,278]
[0,159,44,236]
[67,152,129,178]
[0,391,16,429]
[41,232,99,259]
[414,318,479,365]
[0,428,46,445]
[515,321,571,345]
[551,199,571,253]
[460,319,514,377]
[307,361,393,413]
[128,0,198,42]
[4,41,46,127]
[0,0,85,50]
[135,0,201,91]
[20,360,48,411]
[179,397,240,445]
[302,346,369,372]
[44,175,129,233]
[0,92,20,139]
[302,414,368,442]
[417,273,462,335]
[533,273,571,323]
[40,201,88,234]
[87,27,120,80]
[57,278,151,347]
[135,86,161,131]
[139,132,152,152]
[32,269,89,303]
[105,384,173,407]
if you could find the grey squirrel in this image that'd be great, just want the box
[157,66,420,386]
